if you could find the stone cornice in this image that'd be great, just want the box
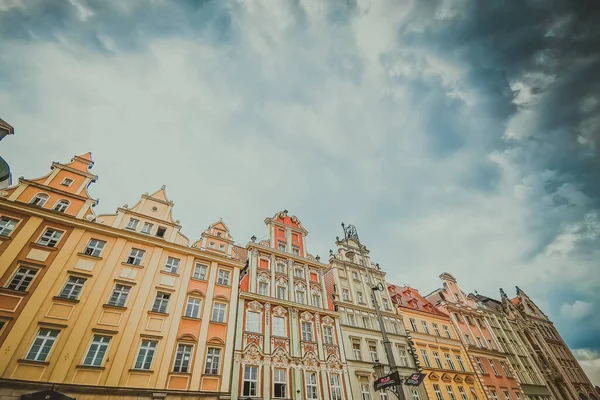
[247,242,327,269]
[238,292,339,318]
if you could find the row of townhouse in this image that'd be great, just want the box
[0,151,597,400]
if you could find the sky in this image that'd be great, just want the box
[1,0,599,386]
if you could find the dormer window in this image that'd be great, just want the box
[53,199,70,213]
[30,193,49,207]
[126,218,139,230]
[61,177,74,187]
[209,242,216,249]
[278,241,286,251]
[156,226,167,238]
[141,222,153,234]
[216,232,222,237]
[219,243,225,251]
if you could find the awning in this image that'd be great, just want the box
[20,390,76,400]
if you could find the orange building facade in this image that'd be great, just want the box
[0,153,245,399]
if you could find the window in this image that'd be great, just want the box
[476,357,486,373]
[108,284,130,307]
[152,292,170,313]
[140,222,153,234]
[134,340,157,370]
[433,323,441,336]
[490,359,500,376]
[514,393,521,400]
[421,321,430,334]
[352,271,359,280]
[276,263,286,274]
[295,289,305,304]
[458,386,468,400]
[259,282,269,296]
[156,226,167,238]
[243,365,258,397]
[127,248,145,265]
[433,351,443,369]
[61,177,74,186]
[26,329,59,361]
[503,391,511,400]
[312,293,322,307]
[164,256,180,273]
[380,392,389,400]
[500,361,511,377]
[211,302,227,322]
[391,321,400,334]
[342,288,350,301]
[30,193,49,207]
[193,264,207,280]
[37,228,63,247]
[7,266,38,291]
[83,335,111,366]
[456,354,466,371]
[126,218,139,230]
[173,343,193,372]
[465,315,472,325]
[217,269,230,285]
[218,243,225,251]
[292,246,300,256]
[330,373,343,400]
[353,342,362,360]
[445,353,456,370]
[357,291,364,303]
[443,325,451,338]
[369,344,378,362]
[323,326,334,344]
[399,347,409,367]
[362,316,371,329]
[246,311,261,332]
[476,337,484,347]
[306,372,318,399]
[490,391,499,400]
[0,217,18,237]
[446,386,457,400]
[58,276,86,300]
[276,286,287,300]
[382,298,390,310]
[411,389,420,400]
[204,347,221,374]
[433,385,443,400]
[274,368,287,398]
[301,321,313,341]
[294,268,304,278]
[278,242,286,251]
[347,313,356,326]
[273,316,285,337]
[410,318,418,332]
[421,350,432,367]
[84,239,106,257]
[185,297,201,318]
[53,199,70,213]
[361,383,371,400]
[465,334,472,345]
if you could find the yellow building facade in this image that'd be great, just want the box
[389,285,487,400]
[0,153,245,399]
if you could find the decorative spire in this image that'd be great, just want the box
[499,288,508,300]
[515,286,524,295]
[341,222,359,242]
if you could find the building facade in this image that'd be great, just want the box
[471,292,551,400]
[325,225,425,400]
[389,284,487,400]
[231,210,350,400]
[427,273,526,400]
[0,153,245,399]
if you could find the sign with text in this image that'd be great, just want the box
[373,371,401,391]
[404,373,426,386]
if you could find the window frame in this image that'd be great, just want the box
[126,248,145,266]
[173,343,193,373]
[61,177,74,187]
[152,292,171,314]
[212,302,227,323]
[301,321,313,341]
[246,310,261,332]
[134,339,157,370]
[84,238,106,257]
[323,325,335,345]
[25,328,59,362]
[37,228,64,247]
[126,218,139,230]
[52,199,70,213]
[184,296,202,319]
[0,216,19,237]
[217,269,231,286]
[82,334,111,367]
[242,365,259,397]
[30,193,49,207]
[164,256,180,274]
[108,284,131,307]
[6,265,39,292]
[272,316,286,337]
[204,347,221,375]
[273,367,287,398]
[192,263,208,280]
[305,371,319,400]
[58,276,86,300]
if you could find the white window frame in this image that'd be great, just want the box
[276,263,286,274]
[410,318,418,332]
[30,193,49,207]
[193,263,208,280]
[446,386,457,400]
[84,238,106,257]
[369,343,379,362]
[134,340,157,370]
[273,367,287,398]
[433,323,441,336]
[398,347,409,367]
[433,351,443,369]
[246,311,261,332]
[37,228,64,247]
[443,325,452,338]
[353,342,362,360]
[52,199,70,213]
[342,288,350,301]
[108,284,130,307]
[306,371,319,400]
[6,266,39,291]
[411,389,421,400]
[357,291,364,303]
[312,292,321,307]
[204,347,221,375]
[217,269,230,285]
[301,321,313,341]
[433,384,444,400]
[164,256,180,274]
[61,177,74,187]
[445,353,456,370]
[421,349,432,367]
[361,383,372,400]
[0,216,18,237]
[272,316,286,337]
[126,218,139,230]
[458,386,469,400]
[173,343,193,373]
[58,276,86,300]
[127,248,145,266]
[276,285,287,300]
[83,335,111,366]
[295,289,305,304]
[141,222,153,234]
[25,328,59,362]
[242,365,259,397]
[323,325,334,344]
[330,373,343,400]
[258,281,269,296]
[490,359,500,376]
[212,302,227,322]
[421,320,430,334]
[152,292,170,313]
[456,354,466,371]
[184,297,202,318]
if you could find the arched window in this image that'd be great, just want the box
[53,199,70,213]
[30,193,49,207]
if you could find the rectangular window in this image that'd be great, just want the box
[421,320,430,334]
[274,368,287,398]
[26,329,59,362]
[0,217,18,237]
[342,289,350,301]
[330,373,343,400]
[294,268,304,278]
[456,354,466,371]
[446,386,457,400]
[458,386,468,400]
[7,266,38,291]
[399,347,409,367]
[217,269,230,285]
[246,311,261,332]
[491,391,499,400]
[433,384,444,400]
[306,372,318,399]
[410,318,418,332]
[134,340,157,370]
[503,391,511,400]
[278,242,286,251]
[295,290,305,304]
[347,313,356,326]
[445,353,456,370]
[212,303,226,322]
[391,321,400,334]
[83,335,111,366]
[156,226,167,238]
[323,325,334,344]
[301,321,313,341]
[276,263,286,274]
[164,256,180,273]
[184,297,201,318]
[58,276,86,300]
[273,316,285,337]
[141,222,153,234]
[443,325,451,338]
[382,298,390,310]
[276,286,287,300]
[352,271,359,280]
[369,344,378,362]
[61,177,74,186]
[193,263,207,280]
[361,383,371,400]
[357,291,364,303]
[500,361,511,377]
[380,391,389,400]
[254,280,267,295]
[433,323,441,336]
[433,351,443,369]
[312,293,321,307]
[362,316,371,329]
[411,389,420,400]
[173,343,193,373]
[476,357,486,374]
[37,228,63,247]
[421,350,432,367]
[204,347,221,374]
[465,334,472,345]
[243,365,258,397]
[127,248,145,265]
[490,359,500,376]
[108,284,130,307]
[353,342,362,360]
[465,315,472,325]
[84,239,106,257]
[476,337,484,347]
[152,292,170,313]
[292,247,300,256]
[126,218,139,230]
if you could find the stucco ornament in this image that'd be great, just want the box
[322,316,334,326]
[247,301,263,312]
[271,347,291,368]
[241,344,263,365]
[300,311,313,322]
[272,306,287,317]
[302,352,321,371]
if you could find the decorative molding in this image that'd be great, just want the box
[247,300,263,312]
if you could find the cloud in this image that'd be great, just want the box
[1,0,599,378]
[561,300,593,320]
